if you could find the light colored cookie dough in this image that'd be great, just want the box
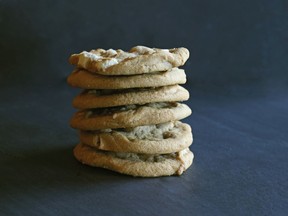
[72,85,189,109]
[74,143,194,177]
[70,102,192,130]
[69,46,189,75]
[67,68,186,89]
[80,121,193,154]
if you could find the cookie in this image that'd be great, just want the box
[79,121,193,154]
[67,68,186,89]
[69,46,189,75]
[72,85,189,109]
[74,143,194,177]
[70,102,192,130]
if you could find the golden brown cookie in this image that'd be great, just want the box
[69,46,189,75]
[67,68,186,89]
[74,143,194,177]
[80,121,193,154]
[70,102,192,130]
[72,85,189,109]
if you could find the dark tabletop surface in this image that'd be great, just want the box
[1,0,288,215]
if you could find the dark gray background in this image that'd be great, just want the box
[0,0,287,215]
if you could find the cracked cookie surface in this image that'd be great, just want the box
[69,46,189,75]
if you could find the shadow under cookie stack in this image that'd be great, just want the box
[67,46,194,177]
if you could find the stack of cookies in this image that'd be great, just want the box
[67,46,194,177]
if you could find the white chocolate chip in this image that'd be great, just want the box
[106,49,117,56]
[101,58,119,69]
